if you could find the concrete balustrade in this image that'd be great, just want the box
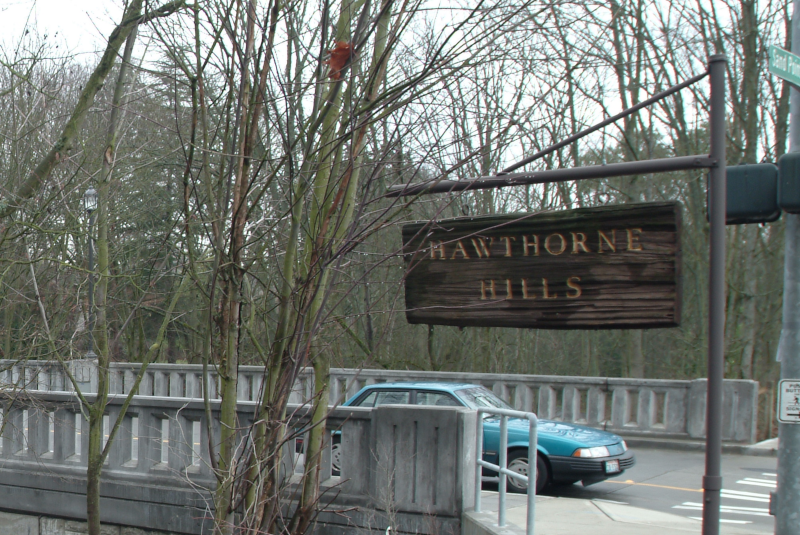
[0,360,759,444]
[324,369,758,443]
[0,388,477,535]
[0,359,764,535]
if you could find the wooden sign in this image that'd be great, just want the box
[402,202,682,329]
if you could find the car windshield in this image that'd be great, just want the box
[455,386,513,410]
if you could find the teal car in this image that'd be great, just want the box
[337,382,634,493]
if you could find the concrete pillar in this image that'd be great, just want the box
[236,373,250,401]
[688,379,708,439]
[370,405,476,517]
[169,372,183,398]
[68,359,97,394]
[154,372,168,397]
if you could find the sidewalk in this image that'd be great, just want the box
[466,492,767,535]
[624,436,779,457]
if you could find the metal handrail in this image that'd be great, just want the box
[474,407,538,535]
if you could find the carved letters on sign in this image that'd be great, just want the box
[402,202,682,329]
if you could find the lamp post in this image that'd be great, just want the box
[84,186,98,360]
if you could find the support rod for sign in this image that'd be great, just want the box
[703,53,727,535]
[385,155,716,197]
[499,71,709,175]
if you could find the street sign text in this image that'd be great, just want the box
[778,379,800,424]
[402,202,682,329]
[769,46,800,87]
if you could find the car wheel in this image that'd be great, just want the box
[331,436,342,476]
[506,450,548,494]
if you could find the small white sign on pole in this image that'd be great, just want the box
[777,379,800,424]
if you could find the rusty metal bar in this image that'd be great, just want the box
[385,155,716,197]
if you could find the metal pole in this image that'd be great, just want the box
[475,412,484,513]
[498,415,508,527]
[527,415,537,535]
[776,225,800,535]
[775,2,800,532]
[702,53,727,535]
[386,155,716,197]
[87,210,95,358]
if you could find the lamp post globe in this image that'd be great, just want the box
[83,186,98,213]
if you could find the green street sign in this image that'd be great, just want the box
[770,45,800,87]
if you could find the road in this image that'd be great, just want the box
[545,448,776,532]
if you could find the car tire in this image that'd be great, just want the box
[506,450,548,494]
[331,436,342,476]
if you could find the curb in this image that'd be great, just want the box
[622,436,777,457]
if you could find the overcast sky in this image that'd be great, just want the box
[0,0,120,56]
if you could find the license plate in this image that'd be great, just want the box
[604,460,620,473]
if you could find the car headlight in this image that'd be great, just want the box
[572,446,610,458]
[621,441,628,452]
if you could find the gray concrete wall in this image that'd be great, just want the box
[319,370,758,443]
[308,404,478,534]
[371,405,476,516]
[0,510,180,535]
[0,391,477,535]
[0,361,760,443]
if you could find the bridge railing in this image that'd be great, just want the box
[321,369,759,443]
[0,360,759,443]
[0,390,475,535]
[474,407,538,535]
